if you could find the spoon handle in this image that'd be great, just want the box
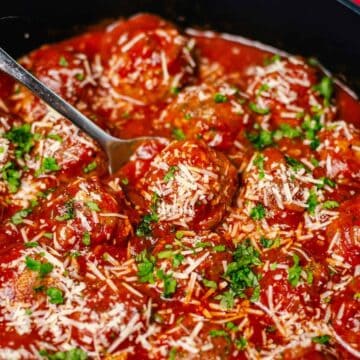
[0,47,113,148]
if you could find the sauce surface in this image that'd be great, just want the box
[0,13,359,360]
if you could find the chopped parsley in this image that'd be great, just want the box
[260,236,277,249]
[46,287,64,304]
[203,278,217,289]
[172,128,186,140]
[317,177,336,189]
[214,93,228,103]
[322,200,339,209]
[215,291,235,309]
[249,102,270,115]
[168,348,177,360]
[246,130,273,149]
[75,73,85,81]
[250,286,260,302]
[55,200,75,221]
[249,204,266,220]
[136,212,158,237]
[312,335,331,345]
[121,177,129,185]
[253,153,265,179]
[136,251,156,284]
[256,83,270,96]
[83,161,97,174]
[306,189,318,215]
[156,250,184,268]
[235,337,248,350]
[11,208,32,224]
[163,166,178,183]
[313,76,333,105]
[302,114,322,150]
[307,57,319,67]
[25,256,53,277]
[170,86,180,95]
[173,253,184,268]
[43,157,60,172]
[157,270,177,298]
[288,254,302,287]
[47,133,63,142]
[213,245,226,252]
[285,155,305,172]
[58,56,69,67]
[306,269,314,285]
[264,54,281,65]
[39,348,87,360]
[209,329,229,338]
[226,322,237,331]
[157,250,174,259]
[36,157,61,176]
[24,241,39,248]
[82,232,91,246]
[86,201,100,212]
[310,157,320,167]
[2,162,21,193]
[4,124,34,158]
[223,240,261,304]
[136,193,159,237]
[273,123,302,140]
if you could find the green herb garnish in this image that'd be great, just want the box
[25,256,53,277]
[288,254,302,287]
[249,102,270,115]
[46,287,64,304]
[214,93,228,103]
[250,204,266,221]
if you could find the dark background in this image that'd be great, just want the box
[1,0,359,94]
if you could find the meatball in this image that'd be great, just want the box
[245,56,335,130]
[238,148,312,229]
[8,29,105,129]
[135,140,237,231]
[0,111,106,220]
[325,194,360,267]
[34,177,132,251]
[330,277,360,355]
[154,83,251,151]
[317,121,360,188]
[28,113,107,179]
[11,39,102,123]
[100,14,196,105]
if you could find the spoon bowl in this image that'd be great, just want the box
[0,46,162,174]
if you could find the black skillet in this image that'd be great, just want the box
[0,0,359,96]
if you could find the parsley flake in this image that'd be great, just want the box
[46,287,64,304]
[249,102,270,115]
[214,93,228,103]
[83,161,97,174]
[288,254,302,287]
[58,56,69,67]
[25,256,53,277]
[312,335,331,345]
[163,166,178,183]
[250,204,266,220]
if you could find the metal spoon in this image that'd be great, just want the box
[0,47,161,174]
